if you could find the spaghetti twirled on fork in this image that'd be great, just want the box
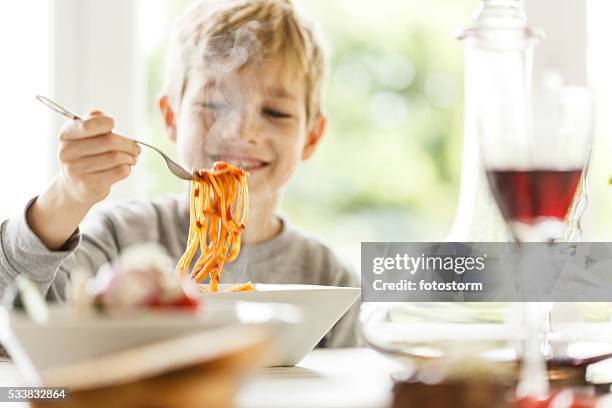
[176,162,252,292]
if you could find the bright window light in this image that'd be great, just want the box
[0,1,51,219]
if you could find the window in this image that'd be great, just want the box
[586,0,612,240]
[0,1,51,219]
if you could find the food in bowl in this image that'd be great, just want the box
[72,243,199,312]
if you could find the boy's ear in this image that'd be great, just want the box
[158,95,177,142]
[301,114,326,161]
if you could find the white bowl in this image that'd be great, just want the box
[201,284,361,366]
[0,301,298,385]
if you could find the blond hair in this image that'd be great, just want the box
[163,0,328,126]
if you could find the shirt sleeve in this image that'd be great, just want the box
[0,197,81,298]
[0,197,119,301]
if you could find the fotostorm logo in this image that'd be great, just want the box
[372,253,487,275]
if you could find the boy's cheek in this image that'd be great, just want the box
[275,152,302,182]
[176,133,207,169]
[211,113,243,140]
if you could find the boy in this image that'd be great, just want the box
[0,0,359,347]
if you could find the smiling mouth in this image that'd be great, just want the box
[209,155,270,171]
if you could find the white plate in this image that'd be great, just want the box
[42,326,270,390]
[362,318,612,363]
[201,284,361,366]
[0,301,298,385]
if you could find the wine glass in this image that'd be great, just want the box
[478,84,593,399]
[479,85,593,243]
[563,145,593,243]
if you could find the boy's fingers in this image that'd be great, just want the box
[71,151,137,174]
[60,133,140,161]
[80,114,115,136]
[85,164,132,185]
[60,114,115,140]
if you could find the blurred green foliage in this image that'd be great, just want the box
[142,0,475,261]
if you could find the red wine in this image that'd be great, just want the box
[486,169,582,224]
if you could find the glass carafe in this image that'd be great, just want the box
[448,0,543,241]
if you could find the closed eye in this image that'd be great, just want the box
[263,107,291,119]
[200,102,228,110]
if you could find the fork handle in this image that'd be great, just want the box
[36,94,193,181]
[36,95,80,120]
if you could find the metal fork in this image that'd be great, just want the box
[36,95,193,181]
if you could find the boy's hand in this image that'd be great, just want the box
[26,111,141,251]
[57,111,140,206]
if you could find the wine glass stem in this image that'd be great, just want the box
[515,247,550,398]
[516,304,549,398]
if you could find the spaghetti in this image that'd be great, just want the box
[176,161,252,292]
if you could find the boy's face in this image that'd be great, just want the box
[160,59,325,201]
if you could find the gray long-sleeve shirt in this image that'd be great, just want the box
[0,196,360,347]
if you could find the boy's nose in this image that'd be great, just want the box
[235,109,259,144]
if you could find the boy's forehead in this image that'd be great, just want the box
[189,60,304,100]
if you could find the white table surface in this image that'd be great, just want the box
[0,348,406,408]
[238,348,406,408]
